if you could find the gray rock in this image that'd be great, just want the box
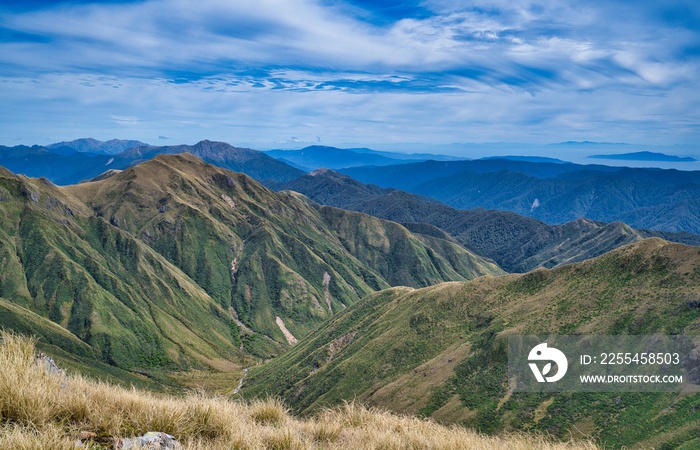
[35,352,63,376]
[114,432,182,450]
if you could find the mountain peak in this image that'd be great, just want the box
[308,168,355,179]
[152,151,206,166]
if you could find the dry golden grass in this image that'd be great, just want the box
[0,332,598,450]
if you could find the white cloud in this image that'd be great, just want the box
[0,0,698,147]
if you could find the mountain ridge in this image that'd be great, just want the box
[588,151,697,162]
[340,159,700,233]
[275,169,700,272]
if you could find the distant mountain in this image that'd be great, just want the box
[243,238,700,449]
[479,155,569,164]
[0,140,305,185]
[348,147,465,161]
[265,146,401,171]
[341,160,700,234]
[588,151,697,162]
[341,158,619,190]
[46,138,147,155]
[264,145,464,171]
[413,167,700,233]
[108,140,304,184]
[276,169,700,272]
[556,140,630,146]
[0,145,112,184]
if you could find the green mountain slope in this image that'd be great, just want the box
[0,167,244,375]
[242,238,700,448]
[317,206,500,286]
[66,154,501,354]
[0,297,163,389]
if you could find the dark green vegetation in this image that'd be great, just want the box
[276,169,700,272]
[243,238,700,448]
[0,154,500,382]
[0,165,247,379]
[341,159,700,233]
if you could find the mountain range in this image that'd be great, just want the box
[0,153,500,377]
[242,238,700,449]
[0,140,303,185]
[588,151,697,162]
[46,138,148,155]
[275,169,700,272]
[341,159,700,233]
[3,138,700,234]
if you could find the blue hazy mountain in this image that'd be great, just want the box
[0,140,303,185]
[5,140,700,234]
[264,145,464,171]
[480,155,569,164]
[588,151,697,162]
[341,158,620,190]
[341,159,700,234]
[0,145,112,184]
[46,138,148,155]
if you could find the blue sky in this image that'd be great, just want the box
[0,0,698,157]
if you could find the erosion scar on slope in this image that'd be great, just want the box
[323,271,332,312]
[275,316,298,345]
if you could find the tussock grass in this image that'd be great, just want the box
[0,332,597,449]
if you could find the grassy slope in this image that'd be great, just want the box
[317,205,502,286]
[0,298,163,389]
[243,238,700,448]
[0,332,597,450]
[0,168,245,376]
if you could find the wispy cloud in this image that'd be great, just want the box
[0,0,698,148]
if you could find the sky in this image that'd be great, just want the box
[0,0,699,158]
